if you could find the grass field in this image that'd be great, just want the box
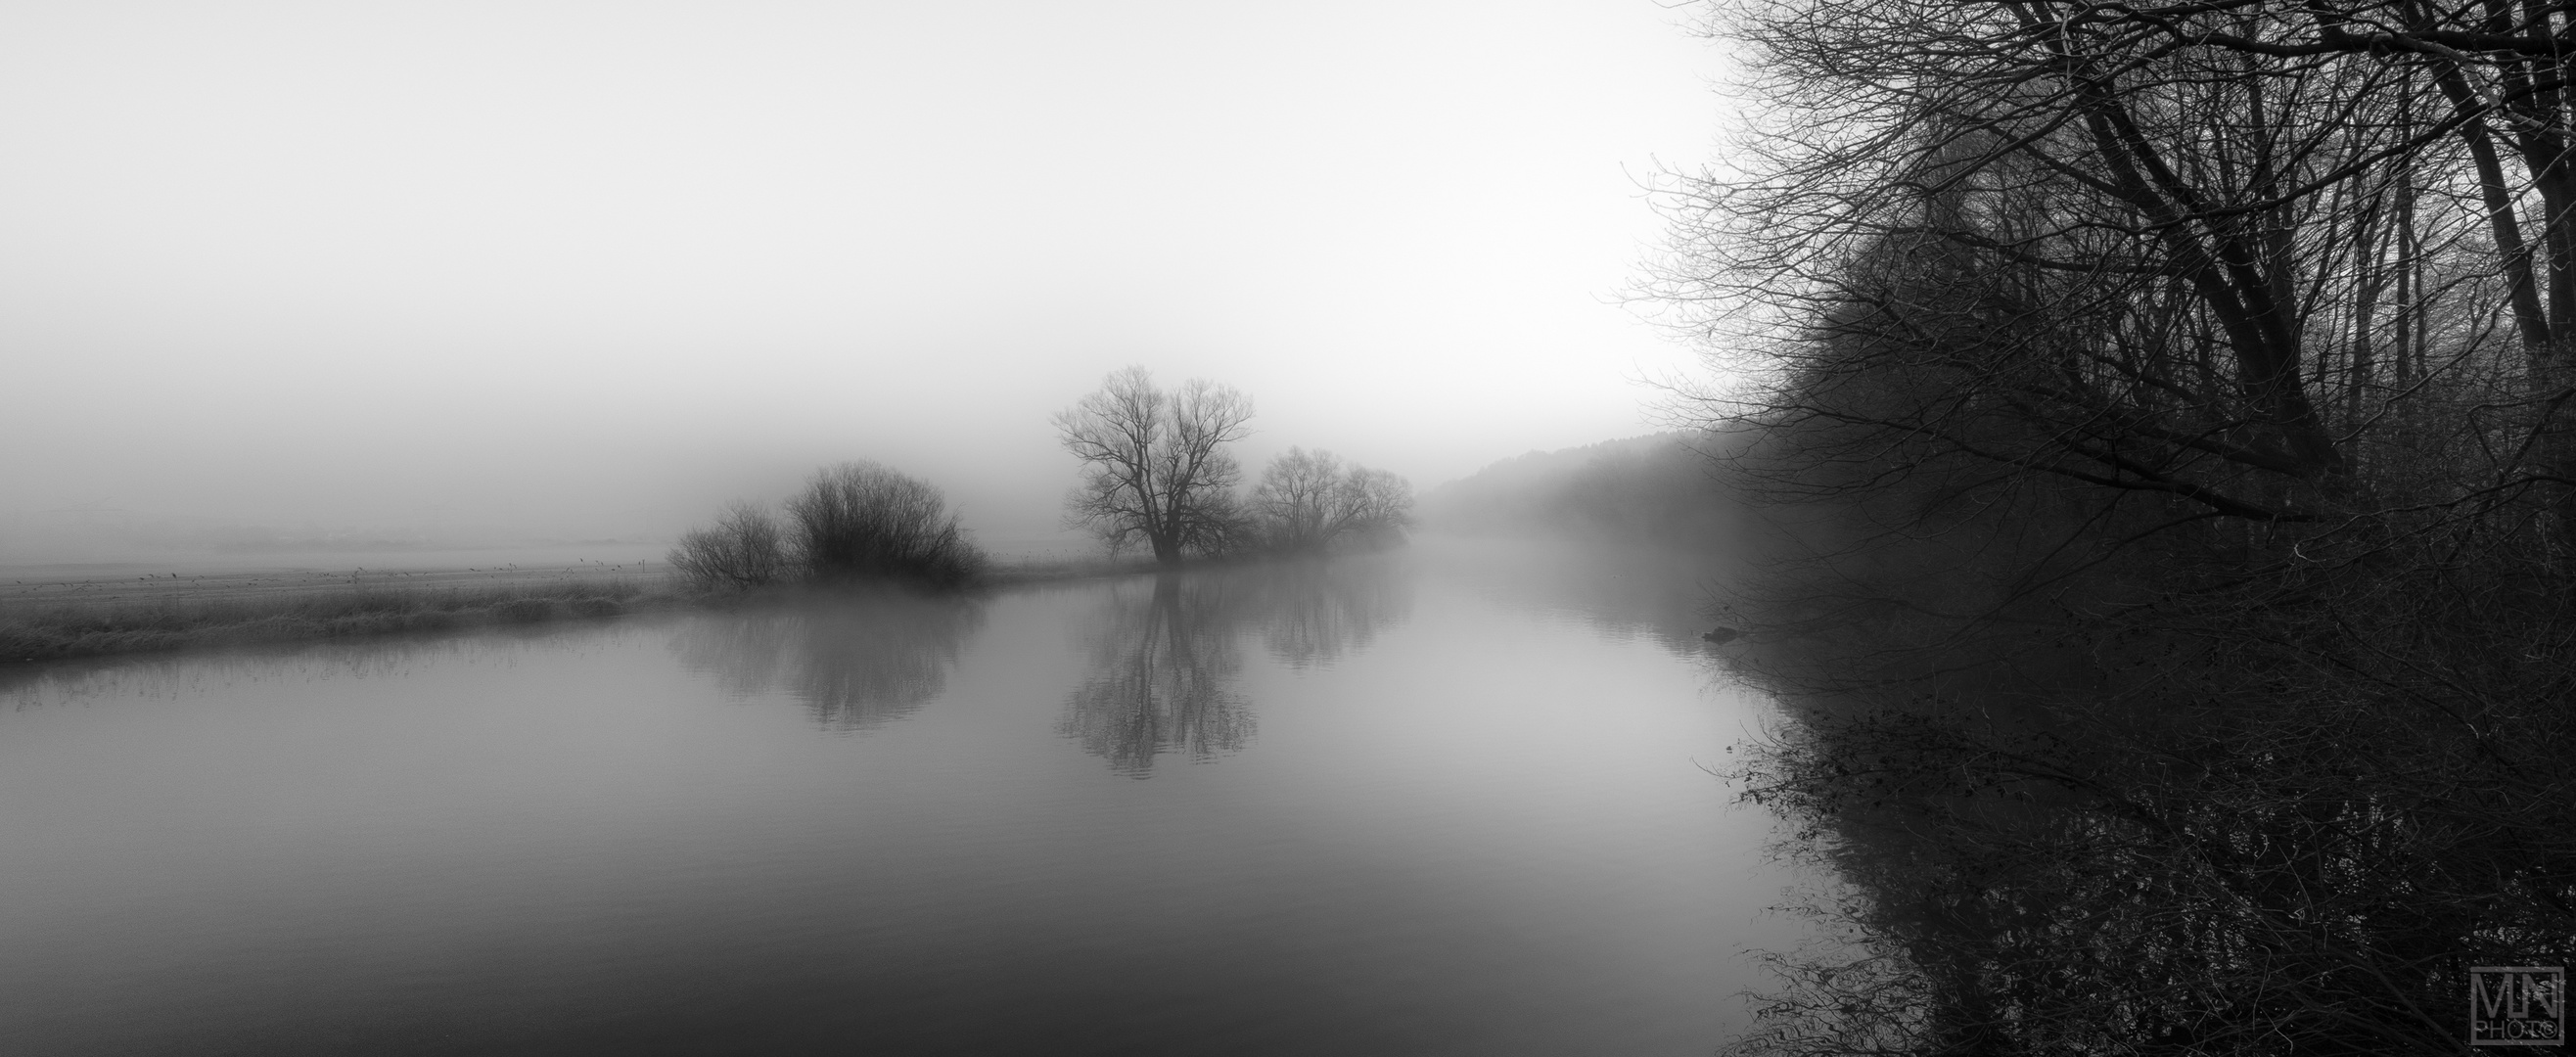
[0,566,668,664]
[0,554,1156,664]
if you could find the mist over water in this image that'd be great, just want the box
[0,543,1801,1055]
[0,3,1791,1051]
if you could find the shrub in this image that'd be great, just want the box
[783,462,987,588]
[667,502,792,592]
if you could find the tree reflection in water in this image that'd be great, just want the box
[1061,558,1412,775]
[670,592,986,732]
[1256,558,1412,670]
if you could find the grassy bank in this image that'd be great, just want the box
[0,554,1169,666]
[0,579,672,664]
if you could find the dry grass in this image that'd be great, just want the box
[0,547,1178,666]
[0,578,669,663]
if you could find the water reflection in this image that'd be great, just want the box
[1,627,576,711]
[1426,538,1734,655]
[1061,559,1413,775]
[670,593,986,731]
[1060,575,1253,774]
[0,545,1785,1056]
[1257,559,1413,669]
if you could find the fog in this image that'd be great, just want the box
[0,0,1729,564]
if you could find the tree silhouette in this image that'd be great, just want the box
[1055,367,1255,565]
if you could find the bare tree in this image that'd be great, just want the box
[1055,367,1256,565]
[1250,447,1417,553]
[1335,467,1415,546]
[1250,447,1343,551]
[1656,0,2563,534]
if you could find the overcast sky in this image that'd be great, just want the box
[0,0,1732,560]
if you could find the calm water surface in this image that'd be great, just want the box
[0,542,1799,1056]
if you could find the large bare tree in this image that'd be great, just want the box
[1055,367,1256,565]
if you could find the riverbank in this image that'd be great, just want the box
[0,555,1163,665]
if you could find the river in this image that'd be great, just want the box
[0,540,1798,1056]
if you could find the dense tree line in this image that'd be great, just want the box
[1415,432,1744,547]
[1654,0,2576,1052]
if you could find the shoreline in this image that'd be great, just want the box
[0,555,1164,666]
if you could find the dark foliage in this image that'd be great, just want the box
[671,463,987,594]
[1652,0,2576,1050]
[784,462,987,589]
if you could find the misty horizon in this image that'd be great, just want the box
[12,0,2553,1051]
[2,1,1733,568]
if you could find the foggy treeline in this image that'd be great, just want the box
[667,369,1417,592]
[1644,0,2576,1051]
[1417,432,1741,548]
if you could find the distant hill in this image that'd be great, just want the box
[1419,431,1741,549]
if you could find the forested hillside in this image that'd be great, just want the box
[1419,432,1743,549]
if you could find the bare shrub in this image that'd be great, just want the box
[784,462,987,588]
[667,502,792,592]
